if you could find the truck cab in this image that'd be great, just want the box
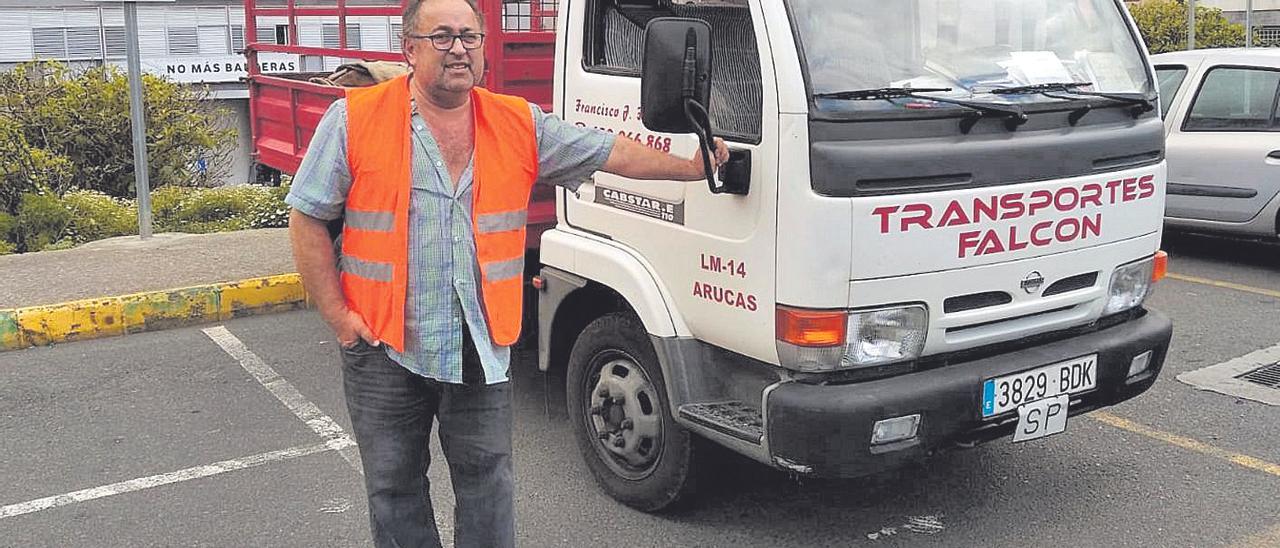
[536,0,1174,511]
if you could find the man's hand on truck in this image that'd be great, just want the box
[602,134,729,182]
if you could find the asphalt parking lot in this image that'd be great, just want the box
[2,230,1278,547]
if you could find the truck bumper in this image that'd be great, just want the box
[765,310,1173,478]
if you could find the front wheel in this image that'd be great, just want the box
[566,313,697,512]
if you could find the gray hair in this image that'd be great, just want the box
[402,0,485,35]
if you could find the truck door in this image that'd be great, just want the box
[557,0,779,362]
[1165,63,1280,224]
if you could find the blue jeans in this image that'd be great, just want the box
[340,335,514,548]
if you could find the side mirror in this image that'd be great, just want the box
[642,18,730,194]
[641,18,712,134]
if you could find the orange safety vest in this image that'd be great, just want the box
[340,74,538,352]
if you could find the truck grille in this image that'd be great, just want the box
[1043,271,1099,297]
[944,291,1012,313]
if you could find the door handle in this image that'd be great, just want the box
[1268,151,1280,165]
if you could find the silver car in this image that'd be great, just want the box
[1152,48,1280,239]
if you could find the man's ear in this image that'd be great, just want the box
[401,38,416,70]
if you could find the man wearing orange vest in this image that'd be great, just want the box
[285,0,727,546]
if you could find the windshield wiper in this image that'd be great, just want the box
[988,82,1092,95]
[814,87,1029,133]
[988,82,1156,123]
[815,87,953,100]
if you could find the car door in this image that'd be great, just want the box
[1164,63,1280,223]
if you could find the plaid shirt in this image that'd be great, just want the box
[287,96,614,384]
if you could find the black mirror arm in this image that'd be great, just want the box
[683,98,721,193]
[678,28,720,194]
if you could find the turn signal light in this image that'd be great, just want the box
[1152,250,1168,282]
[776,306,847,347]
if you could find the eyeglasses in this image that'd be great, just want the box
[406,32,486,51]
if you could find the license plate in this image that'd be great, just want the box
[1012,395,1070,442]
[982,354,1097,418]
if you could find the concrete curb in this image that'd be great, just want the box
[0,274,308,352]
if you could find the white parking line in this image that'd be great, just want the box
[203,326,456,545]
[0,441,348,520]
[203,326,362,473]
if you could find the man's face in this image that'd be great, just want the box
[403,0,485,97]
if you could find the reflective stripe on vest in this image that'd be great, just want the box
[339,255,394,282]
[344,209,395,232]
[341,75,539,351]
[476,210,528,234]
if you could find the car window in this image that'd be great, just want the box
[1154,65,1188,115]
[1183,66,1280,132]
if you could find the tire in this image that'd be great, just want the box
[566,312,697,512]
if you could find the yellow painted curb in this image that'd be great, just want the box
[0,274,307,351]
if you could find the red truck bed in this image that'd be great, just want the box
[244,0,559,245]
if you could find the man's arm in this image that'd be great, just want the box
[601,134,730,181]
[289,210,378,347]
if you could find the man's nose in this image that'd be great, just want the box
[448,37,467,56]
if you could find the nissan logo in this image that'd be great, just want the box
[1021,271,1045,294]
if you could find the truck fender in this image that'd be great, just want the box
[536,228,689,372]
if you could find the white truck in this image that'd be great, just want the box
[533,0,1174,511]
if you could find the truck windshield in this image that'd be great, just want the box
[787,0,1154,114]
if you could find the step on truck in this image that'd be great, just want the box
[535,0,1174,511]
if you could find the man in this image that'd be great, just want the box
[285,0,728,546]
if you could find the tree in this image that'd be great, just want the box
[1128,0,1247,54]
[0,61,236,204]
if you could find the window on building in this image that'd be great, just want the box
[391,21,402,51]
[167,27,199,55]
[198,25,230,54]
[66,27,102,59]
[32,28,68,59]
[322,23,361,49]
[255,25,291,45]
[1184,67,1280,132]
[231,25,245,52]
[105,26,127,57]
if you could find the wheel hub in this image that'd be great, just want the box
[585,356,663,477]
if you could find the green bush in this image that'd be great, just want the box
[154,183,288,234]
[13,192,71,253]
[250,181,292,229]
[0,61,236,201]
[62,190,138,243]
[1129,0,1246,54]
[0,211,14,240]
[0,212,14,255]
[151,185,188,232]
[1,183,289,253]
[0,121,75,215]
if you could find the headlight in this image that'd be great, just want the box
[776,305,928,372]
[1103,256,1155,315]
[842,305,928,368]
